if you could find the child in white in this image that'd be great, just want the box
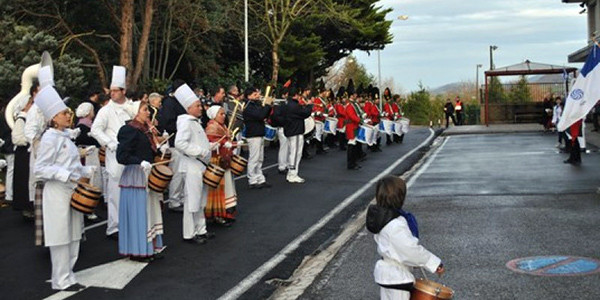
[368,176,444,300]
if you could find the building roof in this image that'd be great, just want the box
[485,60,578,76]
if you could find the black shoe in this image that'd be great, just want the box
[22,210,34,221]
[249,184,260,189]
[278,169,287,174]
[197,231,216,240]
[183,237,207,245]
[258,182,272,188]
[106,232,119,241]
[152,252,165,260]
[347,165,360,170]
[63,283,87,292]
[130,255,153,263]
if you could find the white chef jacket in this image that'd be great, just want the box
[174,114,211,212]
[34,128,94,247]
[373,217,441,285]
[24,104,46,144]
[90,99,137,178]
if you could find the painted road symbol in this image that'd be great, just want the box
[506,256,600,276]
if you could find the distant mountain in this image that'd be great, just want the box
[430,82,464,94]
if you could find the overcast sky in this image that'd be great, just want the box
[353,0,588,93]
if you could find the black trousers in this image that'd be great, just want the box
[337,132,347,150]
[568,137,581,163]
[456,111,463,125]
[445,114,456,128]
[347,143,360,168]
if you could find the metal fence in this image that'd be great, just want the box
[485,82,567,124]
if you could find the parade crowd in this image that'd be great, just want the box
[0,58,409,291]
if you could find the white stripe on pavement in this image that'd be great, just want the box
[217,128,435,300]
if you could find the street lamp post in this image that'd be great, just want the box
[244,0,249,82]
[377,49,382,110]
[489,45,498,70]
[476,64,482,102]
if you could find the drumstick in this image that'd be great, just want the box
[157,133,174,147]
[151,159,173,166]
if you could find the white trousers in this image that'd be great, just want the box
[106,175,120,235]
[5,154,14,201]
[247,137,266,185]
[277,128,289,171]
[287,135,304,176]
[380,287,410,300]
[182,209,206,239]
[49,241,80,290]
[168,149,184,207]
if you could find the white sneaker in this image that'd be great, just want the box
[86,213,98,220]
[287,174,305,183]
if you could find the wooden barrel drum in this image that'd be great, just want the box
[230,155,247,176]
[203,164,225,189]
[154,150,172,164]
[0,183,5,201]
[70,181,102,214]
[411,278,453,300]
[148,165,173,193]
[98,147,106,166]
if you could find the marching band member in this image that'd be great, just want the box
[156,79,187,212]
[365,93,382,152]
[273,89,289,174]
[12,87,36,219]
[34,85,95,291]
[383,89,395,146]
[393,95,405,143]
[74,102,102,220]
[284,87,313,183]
[324,89,337,149]
[311,88,329,155]
[90,66,139,239]
[205,106,238,226]
[116,101,166,261]
[345,90,363,170]
[335,89,347,151]
[174,83,218,244]
[242,87,272,189]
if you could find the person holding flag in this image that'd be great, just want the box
[557,43,600,165]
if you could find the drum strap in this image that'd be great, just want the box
[378,282,414,292]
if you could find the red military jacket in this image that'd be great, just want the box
[312,97,327,122]
[383,102,394,121]
[335,102,346,130]
[364,100,380,124]
[345,101,362,140]
[391,102,401,120]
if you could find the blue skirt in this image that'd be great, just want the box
[118,165,163,257]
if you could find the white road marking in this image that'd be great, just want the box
[406,136,449,188]
[44,258,148,300]
[217,128,435,300]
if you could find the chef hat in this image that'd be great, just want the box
[174,83,199,109]
[75,102,94,118]
[34,85,67,120]
[207,105,222,120]
[110,66,127,89]
[38,66,54,88]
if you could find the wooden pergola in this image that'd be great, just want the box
[484,60,578,125]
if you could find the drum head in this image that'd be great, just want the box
[304,117,315,135]
[154,164,174,176]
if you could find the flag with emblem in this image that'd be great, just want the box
[557,44,600,132]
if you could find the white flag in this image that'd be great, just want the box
[557,45,600,132]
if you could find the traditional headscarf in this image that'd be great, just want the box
[207,105,222,120]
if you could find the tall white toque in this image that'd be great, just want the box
[34,85,67,120]
[110,65,127,89]
[38,66,54,88]
[174,83,199,109]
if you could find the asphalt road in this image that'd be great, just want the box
[301,132,600,300]
[0,127,435,300]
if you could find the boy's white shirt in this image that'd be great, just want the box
[373,216,441,285]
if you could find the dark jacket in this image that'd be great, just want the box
[157,95,186,145]
[242,100,271,138]
[0,109,14,154]
[444,102,454,115]
[74,123,100,147]
[117,122,156,165]
[283,98,312,137]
